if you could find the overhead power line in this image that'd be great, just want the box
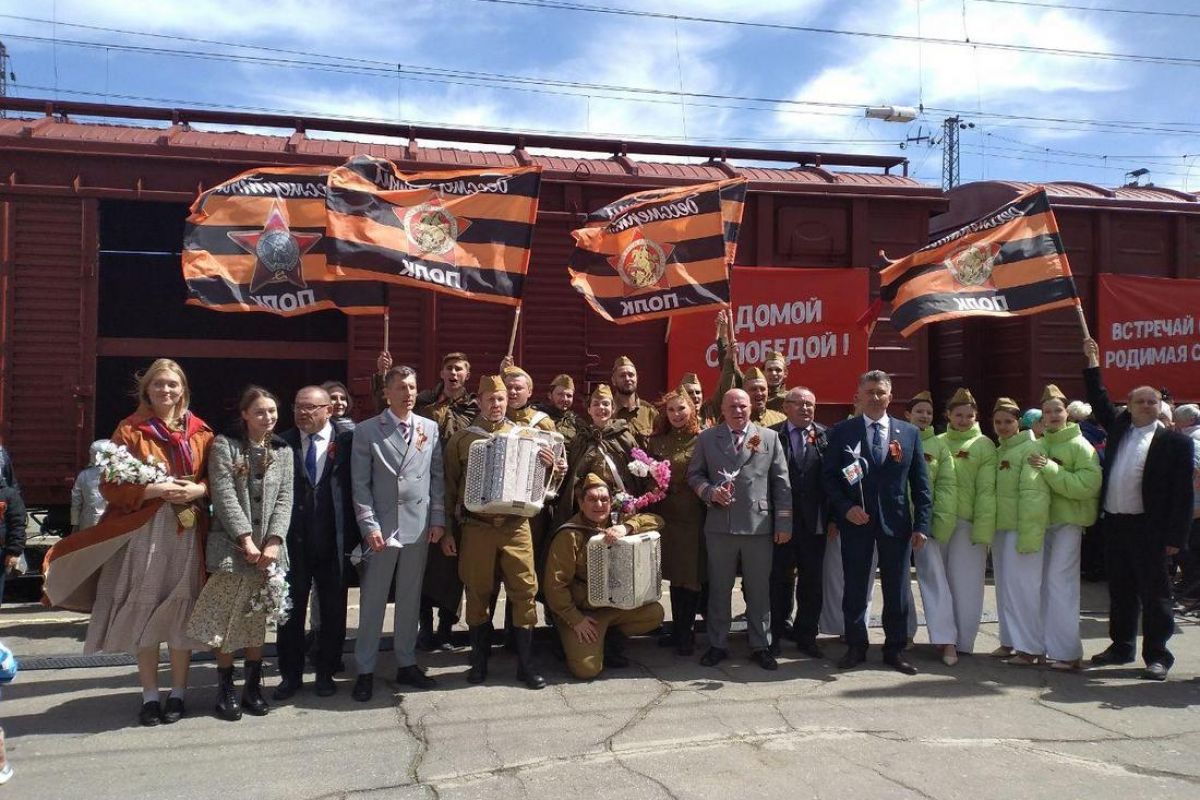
[467,0,1200,68]
[973,0,1200,21]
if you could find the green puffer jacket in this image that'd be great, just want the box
[919,426,958,543]
[995,430,1052,553]
[938,423,998,545]
[1037,422,1101,528]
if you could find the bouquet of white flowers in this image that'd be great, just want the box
[93,441,172,486]
[247,563,292,628]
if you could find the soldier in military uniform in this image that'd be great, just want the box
[441,375,565,689]
[544,473,665,680]
[413,352,479,651]
[535,374,580,448]
[679,372,719,430]
[713,310,789,414]
[611,356,659,439]
[501,364,557,434]
[744,367,787,427]
[557,384,644,524]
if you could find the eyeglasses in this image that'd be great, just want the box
[294,403,331,413]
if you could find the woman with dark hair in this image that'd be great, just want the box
[43,358,213,727]
[187,386,294,721]
[322,381,356,434]
[556,385,643,524]
[645,390,705,655]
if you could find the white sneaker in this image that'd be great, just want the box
[0,762,13,784]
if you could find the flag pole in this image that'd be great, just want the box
[506,304,522,358]
[1073,303,1092,341]
[382,309,390,354]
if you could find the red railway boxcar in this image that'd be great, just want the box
[0,98,942,512]
[929,181,1200,415]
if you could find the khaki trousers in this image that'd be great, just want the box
[557,602,664,680]
[458,520,538,627]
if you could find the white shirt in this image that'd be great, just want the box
[863,413,891,462]
[301,421,334,482]
[1104,420,1159,515]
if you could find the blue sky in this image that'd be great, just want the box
[1,0,1197,190]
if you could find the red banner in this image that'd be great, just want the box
[667,267,870,402]
[1097,274,1200,400]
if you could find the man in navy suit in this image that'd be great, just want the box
[276,386,359,700]
[822,370,932,675]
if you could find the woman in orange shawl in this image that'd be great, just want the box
[43,359,213,727]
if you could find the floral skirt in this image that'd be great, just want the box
[85,505,204,655]
[186,571,269,652]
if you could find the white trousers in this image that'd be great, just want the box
[993,529,1045,655]
[1041,523,1083,662]
[940,520,987,653]
[913,537,957,646]
[819,535,875,636]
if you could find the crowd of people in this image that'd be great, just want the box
[17,317,1199,734]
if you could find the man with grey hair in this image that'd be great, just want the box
[822,370,931,674]
[1083,339,1195,680]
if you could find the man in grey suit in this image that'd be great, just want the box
[351,365,446,701]
[688,389,793,670]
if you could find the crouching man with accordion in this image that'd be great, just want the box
[442,374,566,690]
[544,473,665,680]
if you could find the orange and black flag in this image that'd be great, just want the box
[324,156,541,306]
[862,187,1078,337]
[569,177,747,324]
[183,166,386,316]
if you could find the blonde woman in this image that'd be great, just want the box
[44,359,214,727]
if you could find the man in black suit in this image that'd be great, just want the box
[1083,339,1195,681]
[822,370,932,675]
[275,385,359,699]
[769,386,829,659]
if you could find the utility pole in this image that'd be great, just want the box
[942,116,975,191]
[0,41,10,118]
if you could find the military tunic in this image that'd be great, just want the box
[544,512,666,679]
[557,420,644,524]
[752,407,787,428]
[506,403,561,578]
[444,416,539,628]
[534,401,580,449]
[645,430,706,589]
[613,398,659,440]
[414,389,479,613]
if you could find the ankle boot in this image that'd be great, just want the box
[241,660,269,716]
[513,627,546,690]
[676,588,699,656]
[604,630,630,669]
[215,666,242,721]
[467,625,490,684]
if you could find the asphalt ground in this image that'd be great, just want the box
[2,578,1199,800]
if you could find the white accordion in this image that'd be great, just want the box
[586,531,662,610]
[464,426,566,517]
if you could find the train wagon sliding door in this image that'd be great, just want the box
[0,197,97,510]
[95,199,351,448]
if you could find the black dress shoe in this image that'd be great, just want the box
[161,697,185,724]
[1140,662,1170,681]
[750,649,779,671]
[837,648,867,670]
[795,640,824,659]
[138,700,163,727]
[1090,646,1135,667]
[396,665,437,689]
[272,677,302,701]
[884,653,918,675]
[352,673,374,702]
[314,675,337,697]
[699,647,728,667]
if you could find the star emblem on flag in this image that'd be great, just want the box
[228,201,321,293]
[609,229,674,293]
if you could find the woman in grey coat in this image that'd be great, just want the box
[187,386,293,721]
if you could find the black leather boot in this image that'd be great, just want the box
[467,625,490,684]
[241,659,270,716]
[416,602,435,652]
[676,589,699,657]
[215,666,242,721]
[604,629,630,669]
[513,627,546,690]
